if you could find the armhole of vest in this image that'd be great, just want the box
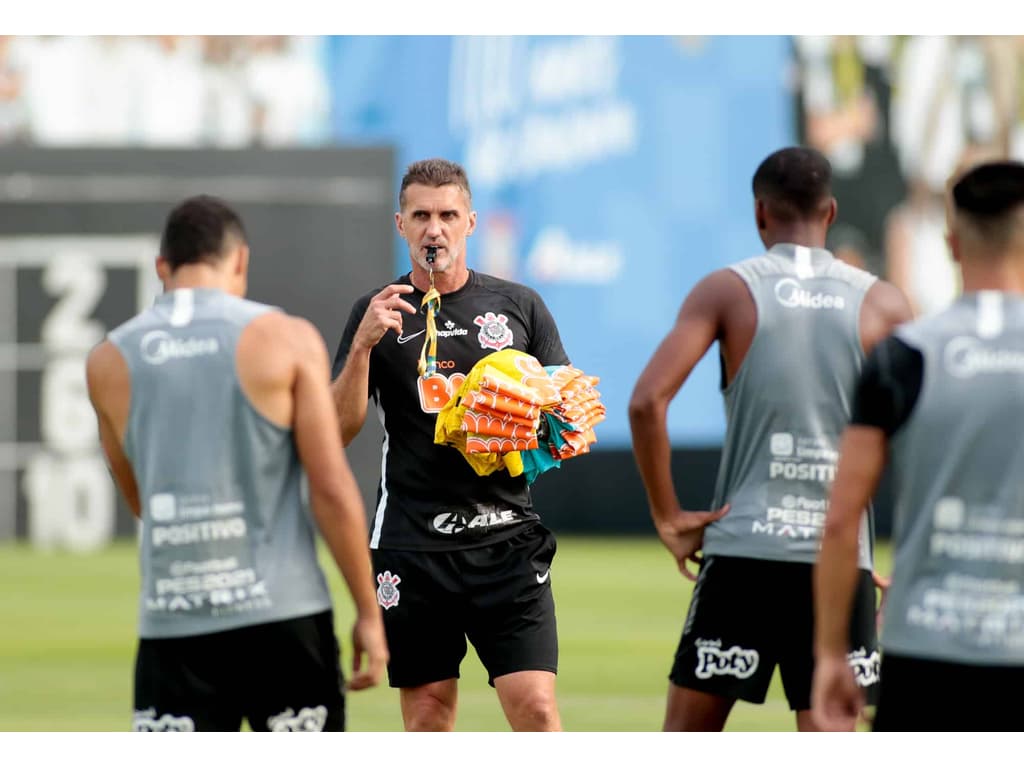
[234,308,292,436]
[722,263,762,396]
[107,332,138,461]
[853,275,878,358]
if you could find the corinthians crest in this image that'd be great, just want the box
[474,312,513,351]
[376,570,401,610]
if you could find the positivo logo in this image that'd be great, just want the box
[141,330,219,365]
[770,432,794,457]
[774,278,845,310]
[933,497,966,530]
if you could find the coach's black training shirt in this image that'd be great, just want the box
[333,270,569,551]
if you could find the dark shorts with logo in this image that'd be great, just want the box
[371,523,558,689]
[874,653,1024,731]
[670,556,879,710]
[133,610,345,731]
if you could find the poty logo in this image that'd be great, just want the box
[474,312,514,350]
[847,647,881,687]
[774,278,845,310]
[376,570,401,610]
[141,330,219,365]
[944,336,1024,378]
[267,706,328,732]
[132,708,196,732]
[694,641,759,680]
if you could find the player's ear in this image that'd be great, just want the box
[235,243,250,276]
[395,211,405,237]
[754,199,767,233]
[155,255,171,286]
[946,229,962,263]
[825,197,838,227]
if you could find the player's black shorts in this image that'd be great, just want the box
[874,653,1024,731]
[670,556,879,711]
[133,610,345,731]
[371,523,558,689]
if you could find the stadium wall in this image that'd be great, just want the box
[0,146,395,549]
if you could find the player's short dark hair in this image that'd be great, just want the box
[752,147,833,221]
[952,161,1024,217]
[399,158,472,208]
[952,161,1024,249]
[160,195,247,270]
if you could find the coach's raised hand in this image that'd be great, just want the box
[355,284,417,349]
[331,283,416,446]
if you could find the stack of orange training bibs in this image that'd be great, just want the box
[541,365,606,459]
[434,349,604,481]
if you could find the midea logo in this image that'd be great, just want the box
[141,330,219,365]
[774,278,845,310]
[944,336,1024,378]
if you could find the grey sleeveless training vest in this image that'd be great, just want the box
[882,292,1024,665]
[703,244,876,569]
[108,288,332,639]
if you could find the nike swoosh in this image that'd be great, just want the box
[536,570,550,584]
[396,329,426,344]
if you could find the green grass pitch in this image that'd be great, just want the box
[0,536,891,731]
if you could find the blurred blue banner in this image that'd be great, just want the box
[326,35,794,447]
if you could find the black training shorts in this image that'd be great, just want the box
[371,523,558,689]
[670,555,879,711]
[133,610,345,731]
[874,653,1024,731]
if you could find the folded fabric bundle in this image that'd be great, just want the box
[462,390,542,421]
[519,364,605,479]
[435,349,604,482]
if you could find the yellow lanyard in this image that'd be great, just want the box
[418,267,441,378]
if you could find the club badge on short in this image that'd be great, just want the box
[474,312,513,351]
[376,570,401,609]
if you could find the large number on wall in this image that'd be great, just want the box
[41,249,107,351]
[23,453,115,552]
[25,249,113,551]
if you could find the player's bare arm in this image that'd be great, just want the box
[330,283,417,445]
[812,425,888,730]
[245,313,388,690]
[629,270,735,578]
[85,340,141,517]
[859,279,913,355]
[855,279,911,599]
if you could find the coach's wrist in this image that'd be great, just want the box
[354,605,384,624]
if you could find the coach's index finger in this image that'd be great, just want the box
[375,283,417,314]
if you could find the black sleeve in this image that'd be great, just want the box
[850,336,924,436]
[331,294,373,382]
[525,288,570,367]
